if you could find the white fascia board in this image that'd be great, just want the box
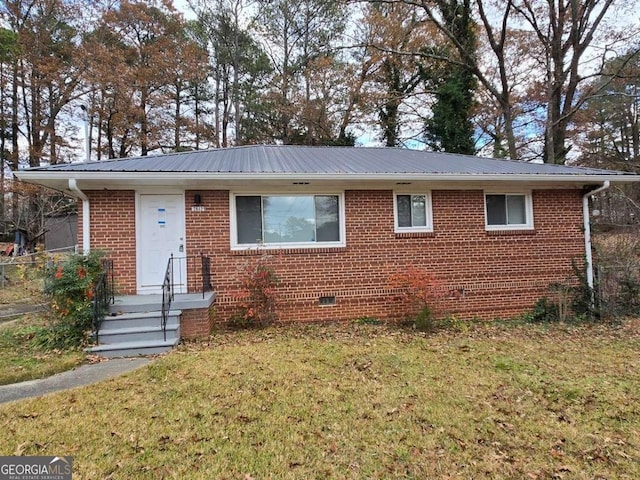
[15,170,640,183]
[13,171,640,196]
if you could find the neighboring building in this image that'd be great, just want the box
[16,145,640,338]
[44,213,77,252]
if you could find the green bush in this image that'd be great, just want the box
[528,261,603,324]
[39,251,107,349]
[569,260,599,321]
[529,297,559,323]
[439,315,471,332]
[413,305,434,332]
[354,316,383,325]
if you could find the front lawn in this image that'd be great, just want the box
[1,322,639,479]
[0,261,43,305]
[0,315,85,385]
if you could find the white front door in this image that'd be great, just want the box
[136,193,186,294]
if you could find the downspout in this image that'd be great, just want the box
[68,179,90,253]
[583,181,610,290]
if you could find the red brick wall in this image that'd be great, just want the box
[82,188,585,328]
[79,190,137,295]
[184,189,585,325]
[180,304,215,338]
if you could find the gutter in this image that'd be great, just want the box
[68,179,90,253]
[583,181,610,290]
[15,170,640,185]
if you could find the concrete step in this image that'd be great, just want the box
[91,309,182,358]
[109,292,215,315]
[96,323,180,344]
[88,338,179,358]
[100,310,181,330]
[109,301,162,315]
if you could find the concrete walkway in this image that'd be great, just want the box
[0,357,151,404]
[0,304,44,322]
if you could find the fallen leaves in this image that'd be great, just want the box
[0,322,639,478]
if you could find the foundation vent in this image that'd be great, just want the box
[318,295,336,306]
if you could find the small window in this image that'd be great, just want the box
[231,193,345,249]
[394,193,433,232]
[485,193,533,230]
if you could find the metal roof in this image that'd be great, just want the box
[25,145,634,176]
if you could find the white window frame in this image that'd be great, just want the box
[393,192,434,233]
[230,192,346,250]
[484,191,534,231]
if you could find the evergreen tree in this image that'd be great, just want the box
[424,0,476,154]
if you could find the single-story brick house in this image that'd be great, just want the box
[16,145,639,338]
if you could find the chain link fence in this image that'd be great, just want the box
[593,233,640,320]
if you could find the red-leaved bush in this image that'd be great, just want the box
[389,267,442,330]
[230,255,279,328]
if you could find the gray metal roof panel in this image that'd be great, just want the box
[26,145,634,176]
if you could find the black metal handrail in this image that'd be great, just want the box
[159,253,213,341]
[160,255,173,342]
[200,253,213,298]
[92,259,115,345]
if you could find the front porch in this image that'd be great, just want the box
[111,291,215,313]
[89,291,216,358]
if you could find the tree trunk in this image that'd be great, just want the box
[232,0,241,146]
[632,84,639,162]
[194,83,200,150]
[214,65,220,148]
[107,113,115,159]
[222,70,229,148]
[49,85,57,165]
[10,59,18,227]
[0,62,5,224]
[119,128,128,158]
[380,59,400,147]
[140,87,148,156]
[174,81,181,150]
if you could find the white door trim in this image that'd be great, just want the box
[135,191,187,294]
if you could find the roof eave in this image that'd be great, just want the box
[15,170,640,184]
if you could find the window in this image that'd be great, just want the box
[394,193,433,232]
[232,194,344,248]
[484,193,533,230]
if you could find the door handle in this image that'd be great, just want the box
[179,244,184,252]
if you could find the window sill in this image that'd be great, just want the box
[394,231,436,239]
[485,229,536,236]
[231,245,347,255]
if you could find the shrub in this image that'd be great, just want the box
[528,260,607,324]
[354,316,383,325]
[389,267,442,331]
[568,259,600,321]
[229,255,279,329]
[529,297,560,323]
[439,314,471,332]
[39,251,107,349]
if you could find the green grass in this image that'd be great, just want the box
[1,322,639,479]
[0,315,85,385]
[0,261,82,384]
